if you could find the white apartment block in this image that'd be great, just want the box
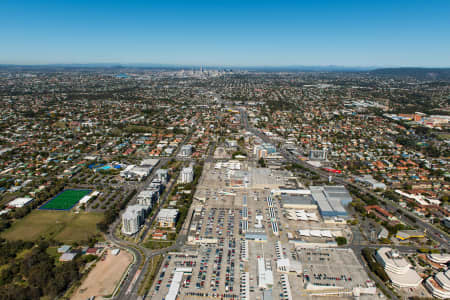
[180,145,193,157]
[180,167,194,183]
[122,205,147,235]
[137,190,157,207]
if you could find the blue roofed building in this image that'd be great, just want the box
[310,186,353,221]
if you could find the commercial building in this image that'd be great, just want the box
[215,160,241,170]
[281,193,317,209]
[180,145,193,157]
[309,149,327,161]
[122,205,148,235]
[425,270,450,299]
[8,197,34,208]
[310,186,352,220]
[258,257,273,289]
[354,175,387,190]
[157,208,179,228]
[180,166,194,184]
[395,230,425,241]
[120,165,152,181]
[149,179,164,194]
[375,248,422,288]
[140,158,160,167]
[254,143,277,159]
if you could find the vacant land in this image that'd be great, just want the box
[40,189,91,210]
[1,210,103,243]
[71,249,132,300]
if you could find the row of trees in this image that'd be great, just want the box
[96,189,137,232]
[361,248,389,282]
[175,163,204,233]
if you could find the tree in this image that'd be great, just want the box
[258,157,266,168]
[335,237,347,246]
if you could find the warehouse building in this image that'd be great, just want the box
[258,257,273,289]
[310,186,352,220]
[281,194,317,209]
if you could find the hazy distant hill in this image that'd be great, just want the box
[370,67,450,80]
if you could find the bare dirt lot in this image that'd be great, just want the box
[72,249,132,300]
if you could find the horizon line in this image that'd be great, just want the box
[1,63,450,69]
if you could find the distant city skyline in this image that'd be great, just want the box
[1,0,450,66]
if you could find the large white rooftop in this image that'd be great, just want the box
[8,197,33,208]
[376,247,422,288]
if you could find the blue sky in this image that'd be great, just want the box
[1,0,449,66]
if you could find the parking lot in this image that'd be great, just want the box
[149,205,243,299]
[149,243,241,299]
[149,159,380,300]
[298,248,374,294]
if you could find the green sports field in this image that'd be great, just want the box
[40,189,91,210]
